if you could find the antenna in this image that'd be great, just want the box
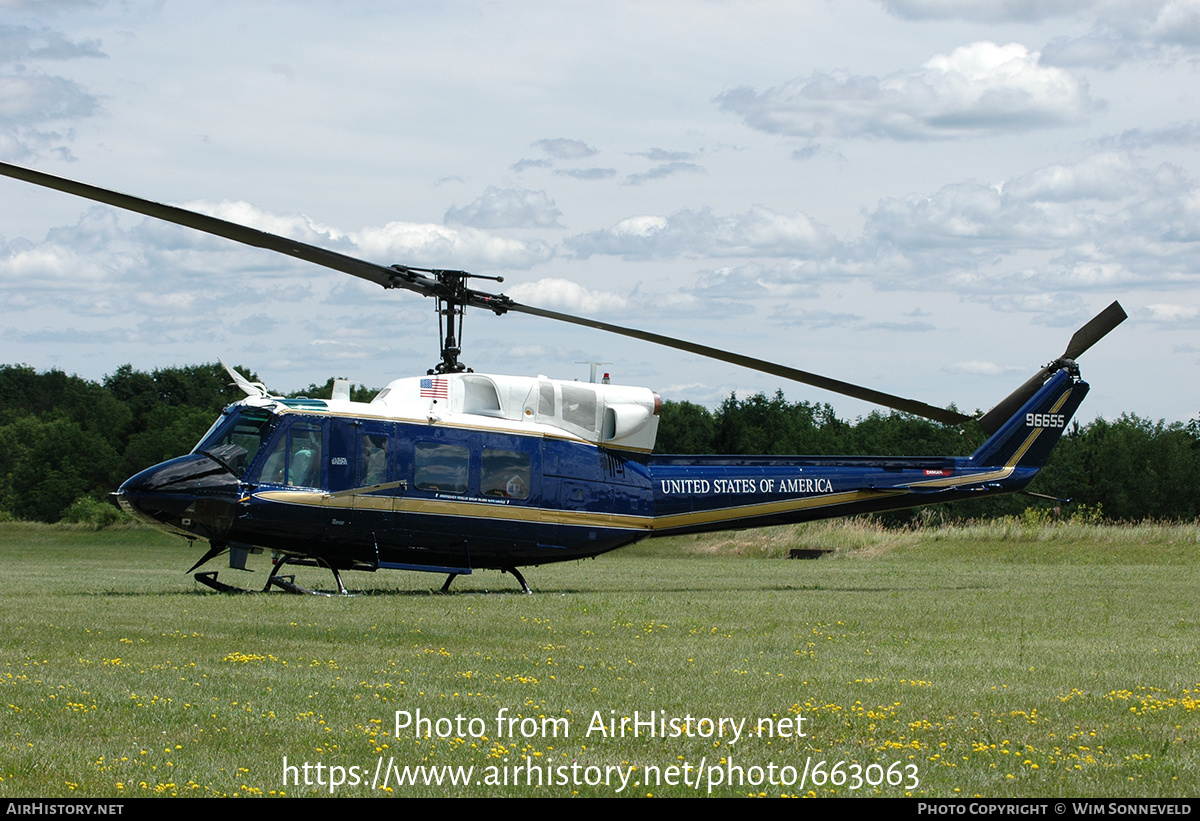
[576,361,612,384]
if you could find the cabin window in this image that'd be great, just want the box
[414,442,468,493]
[538,381,555,416]
[259,421,324,488]
[560,384,597,431]
[359,434,388,486]
[482,449,530,499]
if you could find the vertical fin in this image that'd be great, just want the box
[969,369,1088,468]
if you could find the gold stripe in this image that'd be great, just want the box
[901,466,1014,489]
[648,489,906,530]
[254,490,654,531]
[253,487,905,533]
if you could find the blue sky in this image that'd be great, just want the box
[2,1,1198,424]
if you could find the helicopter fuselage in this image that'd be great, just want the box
[114,367,1088,582]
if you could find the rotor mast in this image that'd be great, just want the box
[389,267,505,374]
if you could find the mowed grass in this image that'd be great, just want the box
[0,518,1197,798]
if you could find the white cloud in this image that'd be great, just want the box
[0,74,97,124]
[942,360,1027,376]
[554,167,616,180]
[0,243,97,287]
[506,277,629,313]
[567,206,836,260]
[0,23,103,158]
[532,138,598,160]
[859,153,1200,290]
[687,262,824,300]
[182,200,349,246]
[511,158,552,173]
[168,201,557,271]
[717,42,1096,141]
[1002,152,1157,202]
[633,148,692,162]
[352,221,552,269]
[444,186,563,229]
[624,161,705,186]
[0,24,105,61]
[1142,302,1199,323]
[1043,0,1200,67]
[1099,120,1200,149]
[877,0,1098,23]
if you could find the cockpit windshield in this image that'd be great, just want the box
[193,407,275,478]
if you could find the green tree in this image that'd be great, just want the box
[7,415,122,522]
[655,400,716,454]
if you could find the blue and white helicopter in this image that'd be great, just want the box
[0,161,1126,594]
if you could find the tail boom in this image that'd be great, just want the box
[645,368,1088,536]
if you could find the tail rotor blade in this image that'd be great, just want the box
[977,301,1126,435]
[1062,300,1127,361]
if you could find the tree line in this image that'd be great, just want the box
[1,363,1197,523]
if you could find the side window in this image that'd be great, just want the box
[538,381,555,416]
[288,424,323,488]
[414,442,468,493]
[359,434,388,487]
[258,422,324,488]
[482,449,531,499]
[560,384,597,431]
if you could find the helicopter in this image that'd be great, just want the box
[0,160,1126,594]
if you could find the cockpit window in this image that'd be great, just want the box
[258,421,324,488]
[194,408,274,478]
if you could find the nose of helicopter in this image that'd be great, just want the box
[114,453,241,542]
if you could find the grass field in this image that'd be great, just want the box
[1,518,1197,798]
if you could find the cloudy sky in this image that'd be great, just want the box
[2,1,1198,426]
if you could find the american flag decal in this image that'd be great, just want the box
[420,377,448,398]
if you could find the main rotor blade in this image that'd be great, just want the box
[506,302,972,426]
[0,160,972,425]
[0,160,409,292]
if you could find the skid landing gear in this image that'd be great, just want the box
[264,557,350,596]
[193,557,351,596]
[503,566,532,595]
[439,568,531,594]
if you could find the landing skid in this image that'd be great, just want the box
[192,557,351,596]
[193,556,527,596]
[193,571,254,594]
